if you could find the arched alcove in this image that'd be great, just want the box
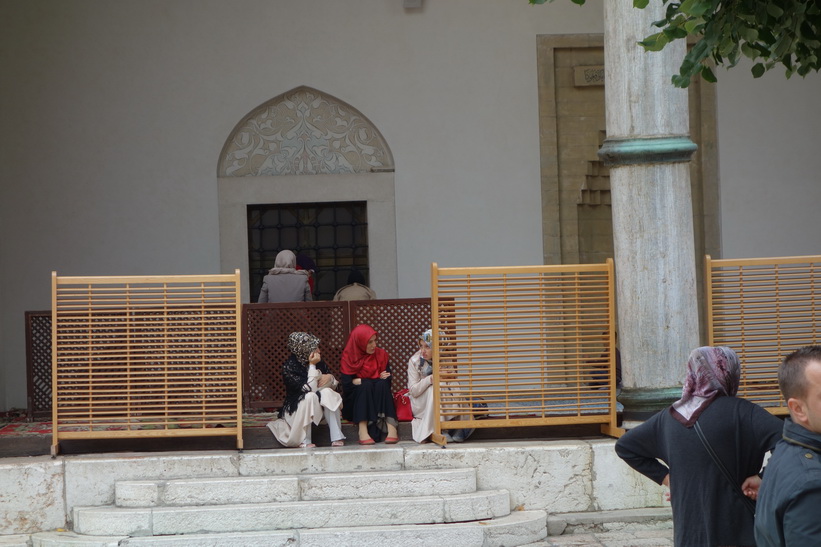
[218,86,394,176]
[217,86,398,302]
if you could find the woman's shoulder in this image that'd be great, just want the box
[407,350,421,366]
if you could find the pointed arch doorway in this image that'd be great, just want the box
[217,86,398,302]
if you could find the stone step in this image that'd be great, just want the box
[546,506,673,536]
[115,467,477,507]
[73,489,511,536]
[33,510,547,547]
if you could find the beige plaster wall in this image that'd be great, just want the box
[0,0,602,410]
[0,1,818,411]
[715,62,821,259]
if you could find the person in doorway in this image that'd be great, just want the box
[755,345,821,547]
[257,250,312,303]
[615,346,783,547]
[333,269,376,301]
[407,329,474,443]
[339,324,398,444]
[295,253,317,297]
[267,332,345,448]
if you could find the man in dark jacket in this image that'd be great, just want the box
[755,345,821,546]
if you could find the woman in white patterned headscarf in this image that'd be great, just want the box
[406,329,474,443]
[267,332,345,448]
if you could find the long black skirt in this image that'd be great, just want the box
[341,375,397,442]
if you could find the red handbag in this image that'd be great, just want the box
[393,388,413,422]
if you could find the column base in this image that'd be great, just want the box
[618,387,681,422]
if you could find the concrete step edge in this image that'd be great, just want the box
[547,506,673,536]
[35,510,546,547]
[115,467,477,507]
[73,489,512,536]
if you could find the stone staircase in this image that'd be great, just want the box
[26,450,547,546]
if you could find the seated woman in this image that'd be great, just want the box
[267,332,345,448]
[407,329,474,443]
[340,324,399,444]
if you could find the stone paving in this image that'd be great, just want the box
[526,529,674,547]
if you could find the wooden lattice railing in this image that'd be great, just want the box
[242,298,432,411]
[430,260,621,442]
[706,255,821,414]
[51,271,243,456]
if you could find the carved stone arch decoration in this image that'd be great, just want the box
[218,86,394,177]
[216,86,398,304]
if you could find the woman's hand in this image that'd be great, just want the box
[379,371,391,380]
[741,475,762,500]
[662,474,671,502]
[353,378,362,385]
[318,374,334,388]
[308,350,321,365]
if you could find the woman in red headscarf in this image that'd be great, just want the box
[340,324,399,444]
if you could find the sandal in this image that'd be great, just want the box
[384,437,399,444]
[358,438,375,445]
[331,440,345,447]
[298,442,316,448]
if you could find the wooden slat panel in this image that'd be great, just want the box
[430,260,619,443]
[51,271,243,455]
[705,255,821,415]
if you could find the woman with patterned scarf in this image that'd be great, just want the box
[267,332,345,448]
[615,346,783,547]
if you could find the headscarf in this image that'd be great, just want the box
[671,346,741,426]
[287,332,320,365]
[419,329,445,348]
[267,250,310,276]
[340,324,389,378]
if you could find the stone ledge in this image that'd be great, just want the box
[547,506,673,536]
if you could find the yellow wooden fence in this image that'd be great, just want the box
[430,260,620,444]
[706,255,821,414]
[51,271,243,456]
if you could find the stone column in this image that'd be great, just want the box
[599,2,700,420]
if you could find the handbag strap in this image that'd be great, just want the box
[693,420,756,516]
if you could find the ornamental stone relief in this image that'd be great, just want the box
[219,86,394,177]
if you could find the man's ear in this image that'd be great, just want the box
[787,397,808,426]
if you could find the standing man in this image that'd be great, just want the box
[755,345,821,546]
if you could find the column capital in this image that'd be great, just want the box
[618,386,682,421]
[598,136,697,167]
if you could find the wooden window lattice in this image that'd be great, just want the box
[51,271,243,456]
[242,299,432,411]
[430,260,620,442]
[25,311,52,420]
[706,254,821,414]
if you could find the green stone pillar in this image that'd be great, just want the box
[601,2,701,421]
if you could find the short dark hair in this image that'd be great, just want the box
[779,345,821,401]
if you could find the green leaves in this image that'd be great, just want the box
[636,0,821,87]
[530,0,821,88]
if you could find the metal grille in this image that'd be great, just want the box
[25,311,52,420]
[247,201,369,301]
[242,302,350,410]
[431,260,620,441]
[51,271,243,455]
[706,254,821,413]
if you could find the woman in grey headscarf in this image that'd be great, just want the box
[267,332,345,448]
[257,250,312,303]
[615,346,782,547]
[407,329,474,443]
